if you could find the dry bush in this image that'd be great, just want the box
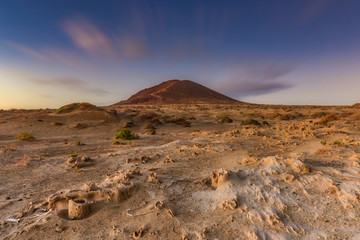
[136,112,159,121]
[218,116,233,123]
[15,132,35,141]
[165,117,191,127]
[311,112,329,119]
[317,113,338,126]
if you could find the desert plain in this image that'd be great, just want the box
[1,102,360,239]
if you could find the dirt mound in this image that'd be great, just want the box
[115,79,241,105]
[51,102,116,121]
[53,102,104,114]
[352,103,360,108]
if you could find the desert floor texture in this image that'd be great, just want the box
[1,103,360,240]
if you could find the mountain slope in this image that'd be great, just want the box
[115,80,241,105]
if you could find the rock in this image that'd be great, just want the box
[211,169,230,188]
[68,199,90,220]
[133,227,144,239]
[147,172,159,183]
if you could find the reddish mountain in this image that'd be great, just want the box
[115,80,241,105]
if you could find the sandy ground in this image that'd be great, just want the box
[1,104,360,239]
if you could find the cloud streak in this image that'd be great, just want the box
[27,76,110,96]
[6,41,49,60]
[214,62,295,98]
[7,41,92,67]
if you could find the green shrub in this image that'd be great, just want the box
[218,116,233,123]
[15,132,35,141]
[241,119,261,126]
[115,128,139,140]
[262,121,269,126]
[69,153,78,158]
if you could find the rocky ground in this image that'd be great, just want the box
[1,103,360,239]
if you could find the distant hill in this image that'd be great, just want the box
[115,80,241,105]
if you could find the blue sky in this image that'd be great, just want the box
[1,0,360,108]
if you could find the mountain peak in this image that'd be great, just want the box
[115,80,241,105]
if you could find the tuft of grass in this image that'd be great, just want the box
[241,119,261,126]
[218,116,233,123]
[75,141,85,146]
[74,166,80,173]
[320,140,327,146]
[15,132,35,141]
[262,121,269,126]
[68,153,78,158]
[329,140,347,147]
[115,128,139,140]
[191,129,201,133]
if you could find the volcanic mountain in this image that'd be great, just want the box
[115,80,241,105]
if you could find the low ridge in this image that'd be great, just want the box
[115,79,241,105]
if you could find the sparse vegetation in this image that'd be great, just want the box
[69,153,78,158]
[320,140,327,145]
[262,121,269,126]
[115,128,139,140]
[15,132,35,141]
[241,119,261,126]
[74,166,80,173]
[53,106,65,114]
[311,112,329,119]
[329,140,347,147]
[191,129,201,132]
[218,116,233,123]
[165,117,191,127]
[75,141,85,146]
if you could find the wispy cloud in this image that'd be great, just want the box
[28,76,110,96]
[6,41,92,67]
[62,17,119,59]
[213,61,295,98]
[117,36,149,59]
[299,0,333,23]
[42,47,92,67]
[6,41,49,60]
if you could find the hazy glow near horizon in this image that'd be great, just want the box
[1,0,360,109]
